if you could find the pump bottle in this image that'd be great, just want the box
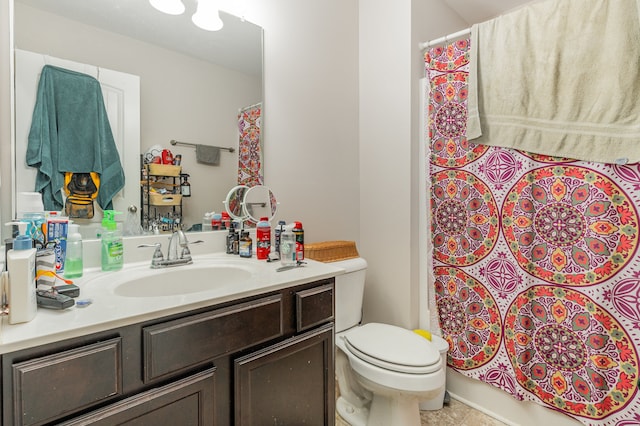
[64,223,83,278]
[101,210,124,271]
[5,222,38,324]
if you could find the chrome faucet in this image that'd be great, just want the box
[138,229,203,268]
[167,228,188,261]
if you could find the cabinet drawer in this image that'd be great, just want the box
[143,294,283,382]
[296,283,334,333]
[12,337,123,426]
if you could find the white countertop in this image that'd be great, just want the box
[0,253,344,354]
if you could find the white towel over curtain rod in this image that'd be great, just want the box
[419,27,471,50]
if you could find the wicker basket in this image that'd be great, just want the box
[305,241,359,263]
[149,193,182,206]
[148,164,182,176]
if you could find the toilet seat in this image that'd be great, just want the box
[342,323,441,374]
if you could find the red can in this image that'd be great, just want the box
[161,149,174,164]
[293,221,304,261]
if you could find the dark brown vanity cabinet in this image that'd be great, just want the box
[1,279,335,426]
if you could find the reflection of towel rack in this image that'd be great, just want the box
[170,139,235,153]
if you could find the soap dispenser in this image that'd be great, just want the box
[5,222,38,324]
[101,210,124,271]
[64,223,83,278]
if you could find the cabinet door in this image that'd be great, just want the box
[10,338,123,426]
[59,368,216,426]
[234,324,334,426]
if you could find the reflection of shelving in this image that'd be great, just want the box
[140,160,187,233]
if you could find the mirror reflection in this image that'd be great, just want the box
[242,185,277,223]
[224,185,249,221]
[8,0,263,240]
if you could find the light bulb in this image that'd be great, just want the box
[149,0,185,15]
[192,0,224,31]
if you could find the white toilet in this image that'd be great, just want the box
[333,257,446,426]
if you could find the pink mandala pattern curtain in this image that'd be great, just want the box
[237,103,263,186]
[426,40,640,425]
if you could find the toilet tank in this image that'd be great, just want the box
[332,257,368,333]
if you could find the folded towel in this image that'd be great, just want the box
[195,144,221,165]
[26,65,125,210]
[467,0,640,164]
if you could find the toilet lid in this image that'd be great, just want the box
[343,323,442,374]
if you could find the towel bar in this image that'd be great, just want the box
[170,139,235,153]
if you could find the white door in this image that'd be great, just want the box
[14,49,140,234]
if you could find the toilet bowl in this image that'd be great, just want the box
[332,257,446,426]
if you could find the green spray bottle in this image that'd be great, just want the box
[101,210,123,271]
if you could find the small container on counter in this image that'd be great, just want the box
[280,230,296,267]
[239,231,253,258]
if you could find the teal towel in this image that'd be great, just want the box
[26,65,125,211]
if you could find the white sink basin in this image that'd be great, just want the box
[112,264,253,298]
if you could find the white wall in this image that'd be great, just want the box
[240,0,361,244]
[359,0,413,328]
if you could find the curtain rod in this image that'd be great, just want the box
[419,27,471,50]
[170,139,235,153]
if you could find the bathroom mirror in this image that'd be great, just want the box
[242,185,277,223]
[5,0,263,241]
[224,185,249,221]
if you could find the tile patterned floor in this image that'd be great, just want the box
[336,397,508,426]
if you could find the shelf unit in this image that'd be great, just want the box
[140,161,187,233]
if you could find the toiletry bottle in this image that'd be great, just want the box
[226,222,236,254]
[274,220,286,259]
[18,212,45,249]
[64,223,83,278]
[180,174,191,197]
[232,222,240,255]
[211,213,222,230]
[239,231,253,258]
[101,210,124,271]
[280,230,296,266]
[202,212,213,232]
[292,221,304,261]
[221,211,230,230]
[5,222,37,324]
[256,217,271,260]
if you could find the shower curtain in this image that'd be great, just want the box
[237,103,263,187]
[426,40,640,425]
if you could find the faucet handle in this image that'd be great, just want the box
[179,240,203,260]
[138,243,164,267]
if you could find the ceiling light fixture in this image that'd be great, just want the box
[149,0,186,15]
[192,0,224,31]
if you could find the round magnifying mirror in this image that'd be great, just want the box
[242,185,277,223]
[224,185,249,221]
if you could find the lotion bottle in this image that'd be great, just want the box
[101,210,124,271]
[5,222,37,324]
